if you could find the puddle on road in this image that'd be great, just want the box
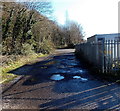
[40,66,48,69]
[50,74,88,82]
[45,53,89,82]
[73,76,81,79]
[50,74,64,81]
[55,70,67,74]
[67,57,75,60]
[65,68,86,74]
[57,65,67,69]
[73,76,88,82]
[61,61,78,66]
[80,78,88,82]
[55,69,84,75]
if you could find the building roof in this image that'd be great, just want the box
[87,33,120,39]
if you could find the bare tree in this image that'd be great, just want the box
[64,20,84,47]
[22,1,53,18]
[68,21,84,44]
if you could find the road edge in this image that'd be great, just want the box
[1,54,54,94]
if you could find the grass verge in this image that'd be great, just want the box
[1,53,47,84]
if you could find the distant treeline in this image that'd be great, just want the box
[2,2,84,55]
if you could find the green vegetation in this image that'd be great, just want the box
[1,2,84,83]
[1,53,47,83]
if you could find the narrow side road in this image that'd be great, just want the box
[2,49,120,110]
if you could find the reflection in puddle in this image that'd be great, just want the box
[77,70,84,73]
[80,78,88,82]
[50,74,64,81]
[69,62,79,66]
[73,76,81,79]
[49,53,89,82]
[55,68,86,75]
[67,58,75,60]
[66,68,85,74]
[73,76,88,82]
[61,61,78,66]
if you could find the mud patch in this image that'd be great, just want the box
[43,60,57,66]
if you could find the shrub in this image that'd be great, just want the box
[21,43,35,55]
[39,40,55,54]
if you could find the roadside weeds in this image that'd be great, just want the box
[1,53,47,84]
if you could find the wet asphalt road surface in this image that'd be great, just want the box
[2,49,120,110]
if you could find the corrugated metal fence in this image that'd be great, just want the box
[75,40,120,73]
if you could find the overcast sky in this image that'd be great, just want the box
[51,0,119,39]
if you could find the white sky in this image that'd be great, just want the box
[51,0,119,39]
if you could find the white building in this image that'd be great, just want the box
[87,33,120,43]
[87,33,120,65]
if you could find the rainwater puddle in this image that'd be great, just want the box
[40,66,48,69]
[57,65,67,69]
[61,61,78,66]
[55,69,84,75]
[49,53,89,82]
[50,74,64,81]
[73,76,81,79]
[68,63,78,67]
[73,76,88,82]
[80,78,88,82]
[67,57,75,60]
[66,68,86,74]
